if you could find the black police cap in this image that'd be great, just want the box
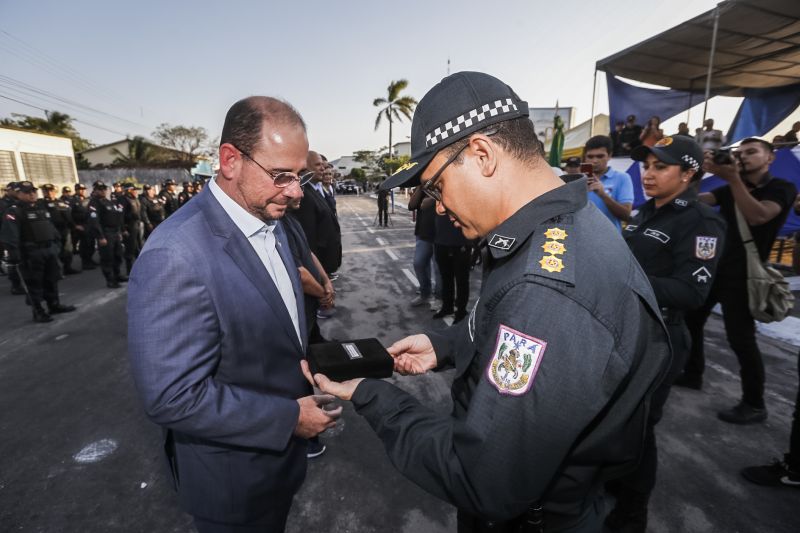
[631,136,703,172]
[381,71,529,190]
[93,180,108,189]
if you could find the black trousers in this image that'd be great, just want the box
[57,227,73,271]
[684,279,765,408]
[434,244,471,313]
[611,320,687,506]
[193,498,293,533]
[98,232,124,282]
[789,349,800,471]
[20,243,60,308]
[74,226,96,265]
[124,221,144,272]
[377,203,388,226]
[456,495,604,533]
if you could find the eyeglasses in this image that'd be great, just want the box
[233,145,312,188]
[420,130,496,202]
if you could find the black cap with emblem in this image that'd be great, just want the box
[631,135,704,172]
[381,71,529,190]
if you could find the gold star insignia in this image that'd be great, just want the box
[544,227,567,241]
[539,255,564,273]
[542,240,566,255]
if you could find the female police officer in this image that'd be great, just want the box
[606,136,727,532]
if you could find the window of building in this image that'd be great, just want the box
[20,152,76,183]
[0,150,19,182]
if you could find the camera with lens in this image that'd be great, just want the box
[711,148,737,165]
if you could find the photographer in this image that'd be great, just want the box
[677,138,798,425]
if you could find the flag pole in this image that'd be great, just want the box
[590,69,598,136]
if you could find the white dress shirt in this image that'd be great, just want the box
[209,178,301,344]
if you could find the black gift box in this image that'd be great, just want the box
[306,338,393,381]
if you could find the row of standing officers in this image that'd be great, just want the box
[0,178,198,322]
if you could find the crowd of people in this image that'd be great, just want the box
[0,177,205,321]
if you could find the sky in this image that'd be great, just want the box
[1,0,794,160]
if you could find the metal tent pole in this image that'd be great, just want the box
[590,69,598,136]
[702,6,720,122]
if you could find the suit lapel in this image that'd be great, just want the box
[274,220,307,350]
[199,187,304,352]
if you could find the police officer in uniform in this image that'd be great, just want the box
[1,182,25,294]
[159,179,180,217]
[139,184,165,238]
[110,181,124,201]
[87,181,126,288]
[304,72,671,532]
[605,136,726,532]
[0,181,76,322]
[119,183,148,274]
[70,184,95,270]
[41,183,80,275]
[178,181,194,206]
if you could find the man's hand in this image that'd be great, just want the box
[300,360,363,401]
[75,224,84,231]
[293,393,342,439]
[98,237,108,247]
[703,151,740,183]
[587,176,604,195]
[387,334,437,375]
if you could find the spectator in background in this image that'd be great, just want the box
[376,180,390,227]
[584,135,634,230]
[783,121,800,148]
[675,122,691,137]
[678,138,798,424]
[618,114,642,155]
[610,121,625,156]
[639,115,664,147]
[695,118,724,151]
[563,156,581,175]
[407,187,438,306]
[433,213,471,322]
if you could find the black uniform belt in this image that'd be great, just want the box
[661,308,684,325]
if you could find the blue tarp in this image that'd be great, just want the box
[726,83,800,144]
[606,75,707,131]
[619,148,800,235]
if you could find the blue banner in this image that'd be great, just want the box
[606,75,707,132]
[727,83,800,144]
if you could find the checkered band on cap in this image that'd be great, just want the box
[681,154,700,171]
[425,98,518,148]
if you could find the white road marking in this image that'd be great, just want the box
[366,227,375,234]
[385,249,398,260]
[361,221,369,227]
[73,438,118,464]
[55,334,68,341]
[140,482,148,489]
[402,268,420,288]
[376,237,388,246]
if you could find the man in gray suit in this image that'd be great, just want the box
[127,96,341,533]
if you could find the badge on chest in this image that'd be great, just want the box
[486,325,547,396]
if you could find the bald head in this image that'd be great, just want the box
[220,96,306,155]
[307,150,326,182]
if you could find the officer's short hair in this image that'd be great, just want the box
[585,135,614,155]
[440,117,543,165]
[220,96,306,155]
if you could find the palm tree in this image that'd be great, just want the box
[111,136,159,167]
[373,80,417,160]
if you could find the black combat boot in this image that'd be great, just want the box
[48,301,76,314]
[32,305,53,323]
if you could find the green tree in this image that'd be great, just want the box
[1,110,93,153]
[373,80,416,165]
[152,123,211,168]
[111,136,160,167]
[378,154,410,177]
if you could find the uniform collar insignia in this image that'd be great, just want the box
[488,234,515,251]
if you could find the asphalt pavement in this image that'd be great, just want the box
[0,193,798,533]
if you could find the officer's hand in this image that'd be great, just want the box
[301,360,363,402]
[98,238,108,247]
[387,334,437,375]
[75,224,84,231]
[293,392,342,439]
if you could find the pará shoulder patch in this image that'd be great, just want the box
[486,324,547,396]
[695,236,717,260]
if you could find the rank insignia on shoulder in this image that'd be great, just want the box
[544,227,567,240]
[695,236,717,260]
[693,266,711,283]
[539,255,563,273]
[488,234,515,250]
[487,324,547,396]
[542,240,565,255]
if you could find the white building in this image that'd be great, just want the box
[392,141,411,157]
[0,127,78,190]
